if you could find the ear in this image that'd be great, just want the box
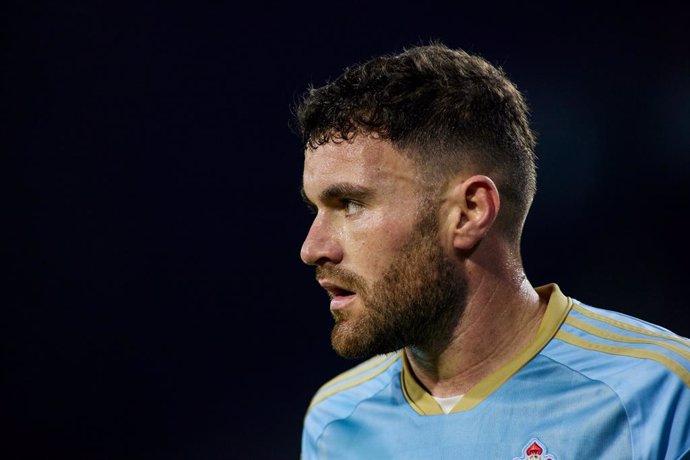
[445,175,500,250]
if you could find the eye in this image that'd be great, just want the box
[342,199,363,216]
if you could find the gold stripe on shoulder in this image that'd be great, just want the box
[566,316,690,361]
[556,329,690,387]
[308,352,403,411]
[315,354,390,396]
[572,304,690,347]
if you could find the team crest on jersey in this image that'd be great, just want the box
[512,438,557,460]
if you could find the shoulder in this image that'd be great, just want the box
[543,297,690,457]
[306,351,403,415]
[547,298,690,386]
[301,352,403,455]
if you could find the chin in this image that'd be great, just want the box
[331,325,373,359]
[331,324,400,359]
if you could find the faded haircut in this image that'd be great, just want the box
[294,43,537,241]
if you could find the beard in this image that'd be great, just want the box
[316,207,467,359]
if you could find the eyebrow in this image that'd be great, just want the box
[300,183,374,207]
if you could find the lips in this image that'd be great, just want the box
[318,280,355,297]
[318,280,357,310]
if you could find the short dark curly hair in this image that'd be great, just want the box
[295,43,537,240]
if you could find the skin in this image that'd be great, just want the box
[301,135,427,278]
[300,135,547,397]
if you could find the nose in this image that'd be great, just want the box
[300,216,343,266]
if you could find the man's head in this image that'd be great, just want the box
[296,44,536,358]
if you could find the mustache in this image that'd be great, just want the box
[315,266,367,293]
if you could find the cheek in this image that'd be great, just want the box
[345,215,417,274]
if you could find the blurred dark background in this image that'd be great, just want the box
[2,2,688,459]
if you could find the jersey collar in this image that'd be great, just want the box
[401,283,572,415]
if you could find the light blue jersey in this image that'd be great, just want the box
[301,284,690,459]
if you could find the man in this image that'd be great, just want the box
[295,44,690,459]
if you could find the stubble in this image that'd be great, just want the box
[318,207,467,359]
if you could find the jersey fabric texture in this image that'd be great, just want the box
[301,284,690,460]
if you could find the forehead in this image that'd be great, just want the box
[302,136,422,194]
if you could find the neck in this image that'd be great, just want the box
[404,267,547,397]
